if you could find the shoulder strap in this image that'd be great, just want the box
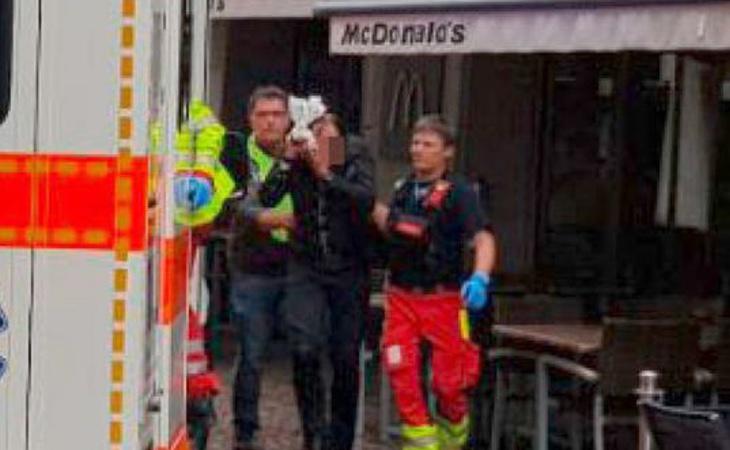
[391,175,413,206]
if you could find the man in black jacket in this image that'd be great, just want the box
[259,113,375,450]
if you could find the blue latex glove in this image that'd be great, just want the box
[174,176,213,211]
[461,272,491,311]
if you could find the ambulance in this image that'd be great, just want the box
[0,0,216,448]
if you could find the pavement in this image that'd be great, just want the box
[200,324,638,450]
[205,331,396,450]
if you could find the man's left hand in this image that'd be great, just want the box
[284,136,308,160]
[461,272,491,311]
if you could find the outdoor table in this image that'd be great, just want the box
[492,324,602,361]
[490,324,603,450]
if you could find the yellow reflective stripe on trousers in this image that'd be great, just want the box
[404,436,439,450]
[459,308,471,340]
[402,424,439,450]
[437,415,470,449]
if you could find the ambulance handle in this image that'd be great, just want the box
[147,388,164,413]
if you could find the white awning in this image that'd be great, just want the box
[211,0,315,19]
[322,2,730,54]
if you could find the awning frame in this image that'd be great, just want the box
[326,2,730,54]
[314,0,730,16]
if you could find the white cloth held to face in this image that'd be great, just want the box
[288,95,327,145]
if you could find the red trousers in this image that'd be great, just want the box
[381,287,481,426]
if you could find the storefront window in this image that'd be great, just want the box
[539,54,671,294]
[0,0,12,123]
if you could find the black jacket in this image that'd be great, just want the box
[259,136,375,274]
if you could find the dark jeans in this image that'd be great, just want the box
[287,262,368,450]
[230,271,288,442]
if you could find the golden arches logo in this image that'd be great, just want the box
[388,70,425,132]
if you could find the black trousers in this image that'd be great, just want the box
[287,262,368,450]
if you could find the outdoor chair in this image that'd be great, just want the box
[489,294,586,450]
[710,318,730,406]
[533,316,700,450]
[601,317,699,444]
[638,400,730,450]
[598,317,699,399]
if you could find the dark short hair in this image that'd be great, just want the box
[247,85,288,115]
[310,112,346,137]
[412,114,457,147]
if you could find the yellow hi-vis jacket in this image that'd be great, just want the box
[174,100,235,226]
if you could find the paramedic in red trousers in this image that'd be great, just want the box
[258,112,375,450]
[372,115,497,450]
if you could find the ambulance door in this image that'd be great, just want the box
[154,0,189,445]
[187,0,212,332]
[153,0,208,447]
[140,0,171,448]
[27,0,152,447]
[141,0,169,447]
[0,1,39,449]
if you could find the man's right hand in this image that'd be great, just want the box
[371,202,390,233]
[255,210,296,231]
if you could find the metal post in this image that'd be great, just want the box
[379,363,391,442]
[490,365,506,450]
[593,392,604,450]
[535,358,549,450]
[570,379,582,450]
[636,370,664,450]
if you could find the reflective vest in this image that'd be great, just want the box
[247,136,293,243]
[175,100,235,227]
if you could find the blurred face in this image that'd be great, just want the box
[409,129,453,179]
[248,98,289,150]
[311,118,345,165]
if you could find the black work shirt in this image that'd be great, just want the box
[387,173,488,289]
[259,136,375,275]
